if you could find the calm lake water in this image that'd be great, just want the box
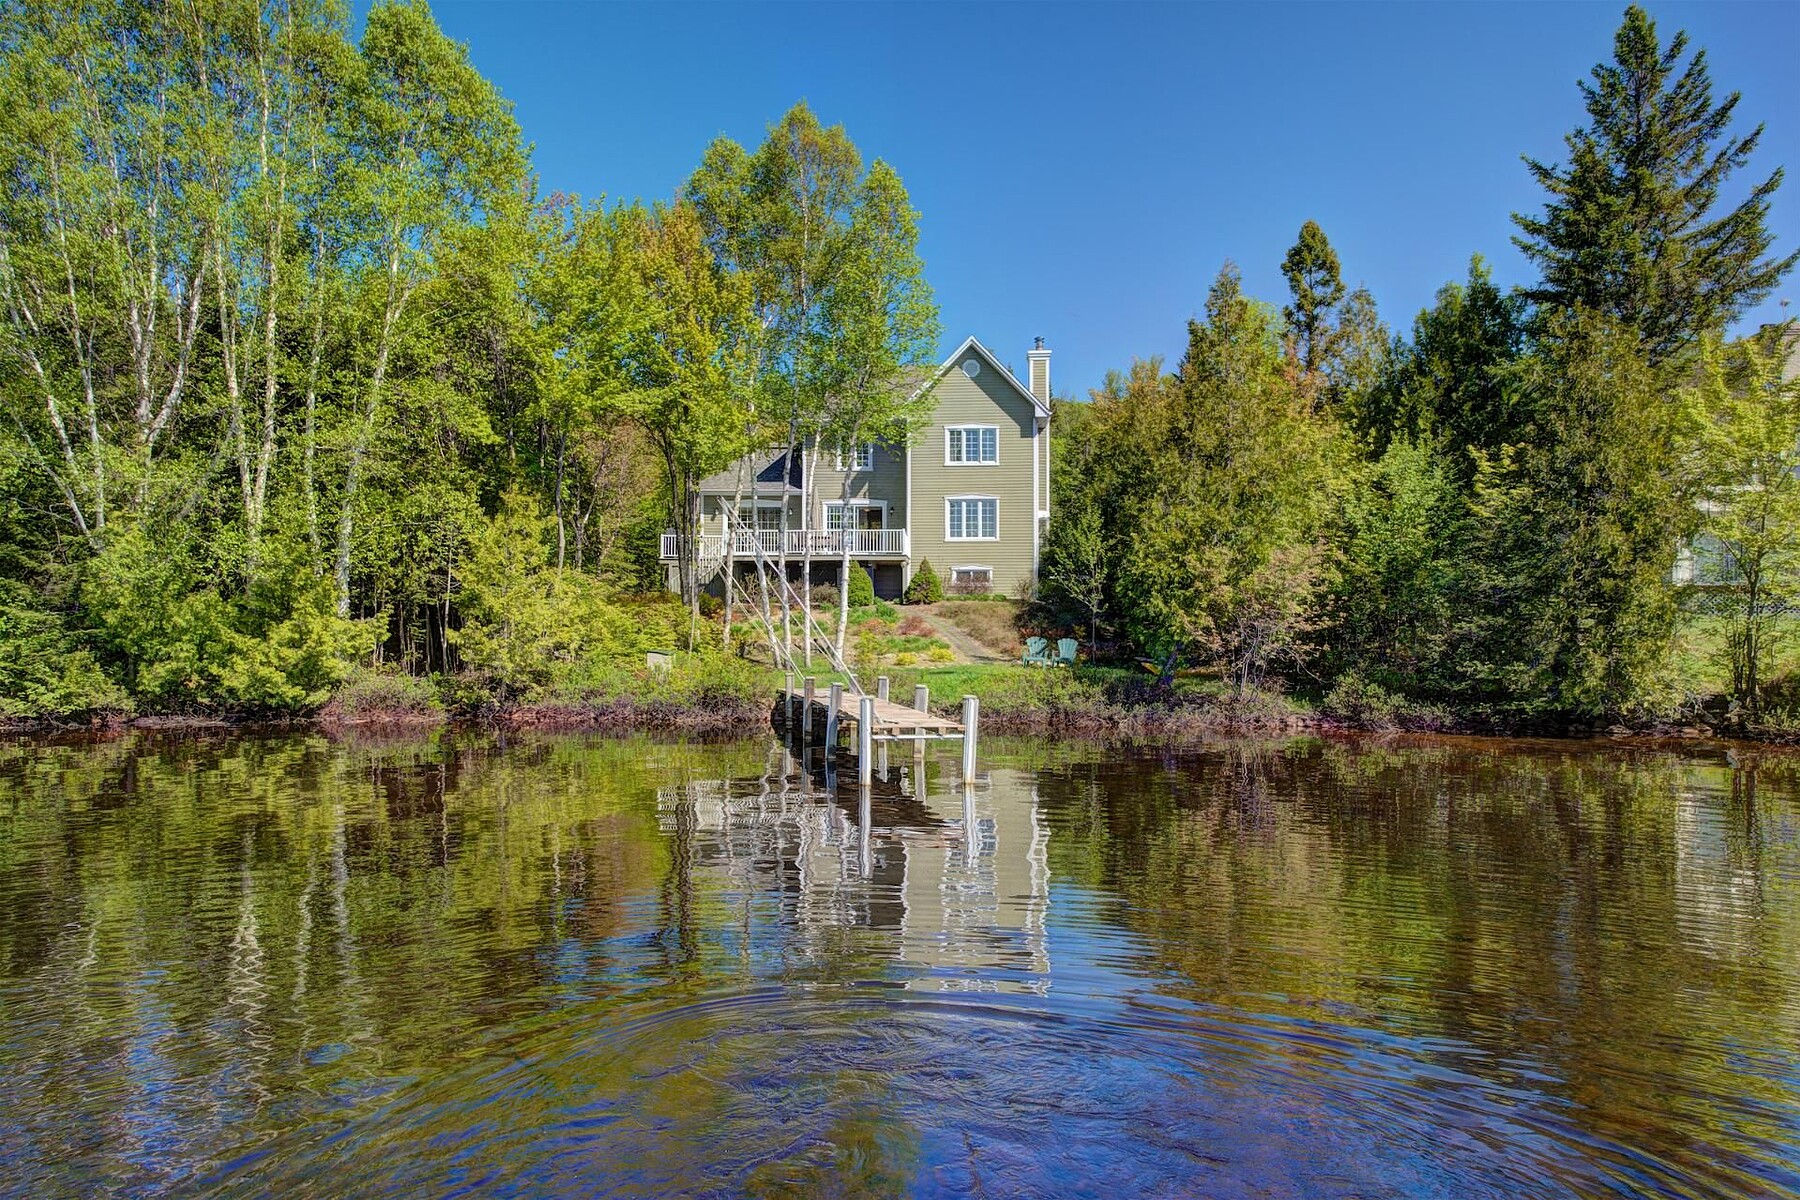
[1,730,1798,1199]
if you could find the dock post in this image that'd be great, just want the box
[913,683,929,715]
[784,672,795,729]
[802,676,816,739]
[961,694,979,783]
[859,696,874,785]
[827,682,843,750]
[877,675,890,702]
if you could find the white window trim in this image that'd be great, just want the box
[824,498,888,530]
[834,443,874,472]
[950,565,995,583]
[944,425,999,466]
[945,495,999,542]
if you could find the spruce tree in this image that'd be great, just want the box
[1281,220,1346,376]
[1512,5,1795,361]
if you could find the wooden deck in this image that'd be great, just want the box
[787,691,964,737]
[779,674,979,785]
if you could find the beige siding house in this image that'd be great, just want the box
[661,336,1053,600]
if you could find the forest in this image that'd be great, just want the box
[1,1,1797,734]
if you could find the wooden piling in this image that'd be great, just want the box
[877,675,889,702]
[802,676,816,738]
[827,682,843,748]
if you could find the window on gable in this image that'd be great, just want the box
[947,497,997,540]
[946,425,998,465]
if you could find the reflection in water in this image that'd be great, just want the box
[0,731,1797,1198]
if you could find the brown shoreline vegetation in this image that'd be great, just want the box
[7,675,1797,750]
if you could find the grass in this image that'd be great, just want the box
[934,600,1025,658]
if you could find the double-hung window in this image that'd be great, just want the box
[946,426,998,465]
[947,497,998,541]
[835,444,873,471]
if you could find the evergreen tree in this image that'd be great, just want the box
[1281,220,1346,377]
[1513,5,1795,361]
[1105,266,1343,691]
[1473,313,1691,716]
[1372,257,1526,462]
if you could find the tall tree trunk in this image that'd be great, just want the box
[335,245,408,618]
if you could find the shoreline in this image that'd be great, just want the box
[6,692,1796,750]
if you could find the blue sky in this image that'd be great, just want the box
[428,1,1800,398]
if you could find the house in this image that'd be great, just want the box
[660,335,1054,601]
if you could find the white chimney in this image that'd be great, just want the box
[1026,336,1050,405]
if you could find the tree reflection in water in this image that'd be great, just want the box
[0,730,1795,1197]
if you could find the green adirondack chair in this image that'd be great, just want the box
[1022,636,1053,666]
[1056,638,1078,667]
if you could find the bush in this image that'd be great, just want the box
[927,645,956,664]
[904,560,944,604]
[324,667,443,723]
[871,599,899,621]
[698,592,724,618]
[1322,670,1399,729]
[897,615,934,637]
[847,564,875,607]
[0,583,129,718]
[812,584,841,612]
[894,651,919,666]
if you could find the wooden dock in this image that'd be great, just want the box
[779,674,978,786]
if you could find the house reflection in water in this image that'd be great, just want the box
[656,750,1052,995]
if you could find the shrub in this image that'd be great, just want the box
[897,615,933,637]
[812,584,841,612]
[871,599,899,621]
[847,564,875,607]
[324,667,442,723]
[894,651,920,666]
[904,560,944,604]
[927,645,956,664]
[0,584,129,718]
[698,592,724,618]
[1322,670,1398,729]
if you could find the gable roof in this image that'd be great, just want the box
[911,335,1050,419]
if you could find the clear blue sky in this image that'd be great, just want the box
[424,1,1800,399]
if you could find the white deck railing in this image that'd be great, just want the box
[660,528,909,560]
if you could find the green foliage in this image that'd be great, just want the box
[1097,266,1344,692]
[325,667,444,723]
[1469,314,1690,715]
[1368,256,1526,458]
[81,529,368,713]
[1281,220,1346,376]
[1684,331,1800,716]
[0,584,128,718]
[903,559,943,604]
[451,490,643,700]
[1322,438,1471,697]
[1038,500,1107,648]
[1512,4,1795,362]
[846,563,875,607]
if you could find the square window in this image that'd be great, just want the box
[947,497,997,540]
[947,426,998,465]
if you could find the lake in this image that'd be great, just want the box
[1,730,1797,1198]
